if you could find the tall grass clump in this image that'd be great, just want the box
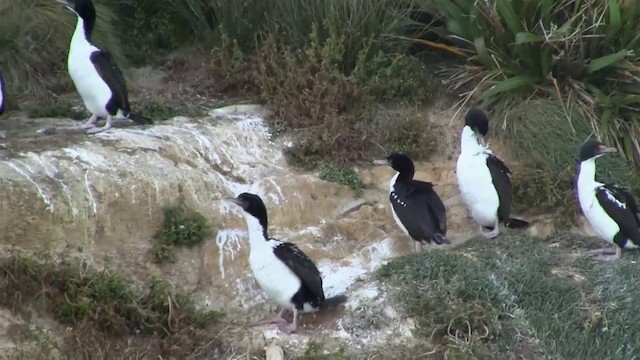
[0,0,127,99]
[415,0,640,166]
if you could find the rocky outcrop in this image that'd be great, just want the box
[0,104,558,355]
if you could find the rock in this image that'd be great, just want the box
[0,104,548,357]
[265,342,284,360]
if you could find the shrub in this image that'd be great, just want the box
[154,191,210,263]
[212,26,438,167]
[416,0,640,166]
[0,0,128,99]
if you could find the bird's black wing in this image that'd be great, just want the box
[485,153,512,222]
[414,180,447,235]
[272,240,324,302]
[595,184,640,246]
[90,50,130,113]
[391,181,446,242]
[598,184,640,229]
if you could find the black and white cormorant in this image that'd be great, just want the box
[230,192,348,334]
[0,66,5,115]
[373,153,450,252]
[577,139,640,261]
[456,108,530,239]
[55,0,152,134]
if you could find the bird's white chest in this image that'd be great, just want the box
[388,173,409,236]
[577,182,622,244]
[68,23,113,117]
[249,242,301,308]
[456,153,499,226]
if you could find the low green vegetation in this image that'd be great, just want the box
[154,193,211,263]
[0,251,224,359]
[379,232,640,359]
[319,164,365,197]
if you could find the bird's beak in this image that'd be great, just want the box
[228,197,244,207]
[55,0,69,4]
[373,159,388,166]
[600,146,617,154]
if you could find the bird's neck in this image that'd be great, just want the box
[460,126,484,155]
[578,158,596,186]
[243,213,270,249]
[72,13,95,46]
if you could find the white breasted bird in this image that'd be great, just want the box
[55,0,152,134]
[577,139,640,261]
[230,192,347,334]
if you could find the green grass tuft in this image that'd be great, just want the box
[378,232,640,358]
[319,164,365,197]
[154,190,211,263]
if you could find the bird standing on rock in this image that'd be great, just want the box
[230,192,347,334]
[576,139,640,261]
[456,108,530,239]
[53,0,152,134]
[373,153,450,252]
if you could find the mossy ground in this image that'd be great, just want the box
[379,231,640,359]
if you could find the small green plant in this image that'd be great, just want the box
[138,97,182,121]
[319,164,365,197]
[154,192,210,263]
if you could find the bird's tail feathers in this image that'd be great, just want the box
[128,112,154,125]
[505,218,531,229]
[319,294,348,311]
[433,233,451,245]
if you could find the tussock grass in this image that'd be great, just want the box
[414,0,640,166]
[0,250,224,359]
[378,232,640,359]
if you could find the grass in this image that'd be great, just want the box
[319,164,365,197]
[378,231,640,359]
[153,191,211,263]
[0,250,224,359]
